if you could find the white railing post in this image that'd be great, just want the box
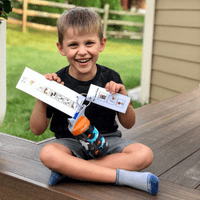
[140,0,156,104]
[0,20,7,125]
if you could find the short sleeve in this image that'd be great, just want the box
[46,105,54,119]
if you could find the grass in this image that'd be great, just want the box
[0,24,143,142]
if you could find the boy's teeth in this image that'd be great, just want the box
[77,59,90,63]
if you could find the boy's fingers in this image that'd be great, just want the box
[52,73,59,81]
[44,73,53,80]
[105,81,116,94]
[44,73,64,84]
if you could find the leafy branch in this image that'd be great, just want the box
[0,0,12,22]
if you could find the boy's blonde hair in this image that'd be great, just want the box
[57,7,103,45]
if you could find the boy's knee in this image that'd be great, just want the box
[143,146,154,167]
[40,144,57,165]
[133,144,154,170]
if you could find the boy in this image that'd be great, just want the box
[30,7,159,195]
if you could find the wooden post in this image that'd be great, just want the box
[22,0,28,32]
[103,4,109,38]
[0,20,7,125]
[140,0,156,104]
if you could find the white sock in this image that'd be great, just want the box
[115,169,159,195]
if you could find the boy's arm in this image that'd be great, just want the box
[105,81,135,129]
[30,99,50,135]
[30,73,64,135]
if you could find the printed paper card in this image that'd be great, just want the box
[16,67,85,117]
[86,84,131,113]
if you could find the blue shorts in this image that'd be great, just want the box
[55,130,135,160]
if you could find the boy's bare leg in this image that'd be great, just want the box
[40,142,153,181]
[89,143,154,171]
[40,143,159,195]
[40,143,116,183]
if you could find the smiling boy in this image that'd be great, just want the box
[30,7,159,195]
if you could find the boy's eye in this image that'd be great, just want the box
[87,42,94,46]
[69,43,77,48]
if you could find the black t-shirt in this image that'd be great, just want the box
[46,64,123,139]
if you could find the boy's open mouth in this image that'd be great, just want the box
[76,58,91,63]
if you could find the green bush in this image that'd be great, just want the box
[68,0,101,8]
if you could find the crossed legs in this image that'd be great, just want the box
[40,142,154,183]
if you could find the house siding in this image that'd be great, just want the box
[149,0,200,103]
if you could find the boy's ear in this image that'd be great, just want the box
[57,42,66,56]
[99,37,106,52]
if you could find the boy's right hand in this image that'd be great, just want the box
[44,73,64,85]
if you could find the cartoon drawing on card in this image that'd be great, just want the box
[50,91,57,99]
[116,98,125,108]
[44,88,51,96]
[30,80,34,85]
[107,95,116,105]
[98,92,107,102]
[71,102,77,109]
[36,85,44,92]
[56,94,64,102]
[63,98,71,106]
[21,76,27,83]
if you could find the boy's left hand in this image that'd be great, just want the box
[105,81,127,96]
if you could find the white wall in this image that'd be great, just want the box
[0,20,6,125]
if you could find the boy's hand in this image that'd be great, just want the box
[44,73,64,85]
[105,81,127,96]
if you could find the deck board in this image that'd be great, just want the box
[1,87,200,199]
[160,149,200,188]
[144,125,200,176]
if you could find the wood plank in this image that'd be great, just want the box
[0,150,50,184]
[160,149,200,188]
[2,167,200,200]
[152,56,200,81]
[153,41,200,63]
[155,10,200,28]
[0,172,82,200]
[154,26,200,46]
[150,85,180,102]
[144,125,200,178]
[151,70,199,93]
[156,0,200,10]
[1,88,200,199]
[3,141,200,199]
[124,106,200,150]
[130,87,200,128]
[0,132,41,161]
[196,185,200,191]
[56,179,200,200]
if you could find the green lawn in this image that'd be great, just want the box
[0,24,143,142]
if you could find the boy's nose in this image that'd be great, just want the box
[78,46,87,55]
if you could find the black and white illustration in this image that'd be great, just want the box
[86,84,131,114]
[16,67,85,117]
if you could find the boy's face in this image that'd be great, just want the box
[57,28,106,81]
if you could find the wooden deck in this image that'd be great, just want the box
[1,87,200,199]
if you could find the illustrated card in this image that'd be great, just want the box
[16,67,85,117]
[86,84,131,113]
